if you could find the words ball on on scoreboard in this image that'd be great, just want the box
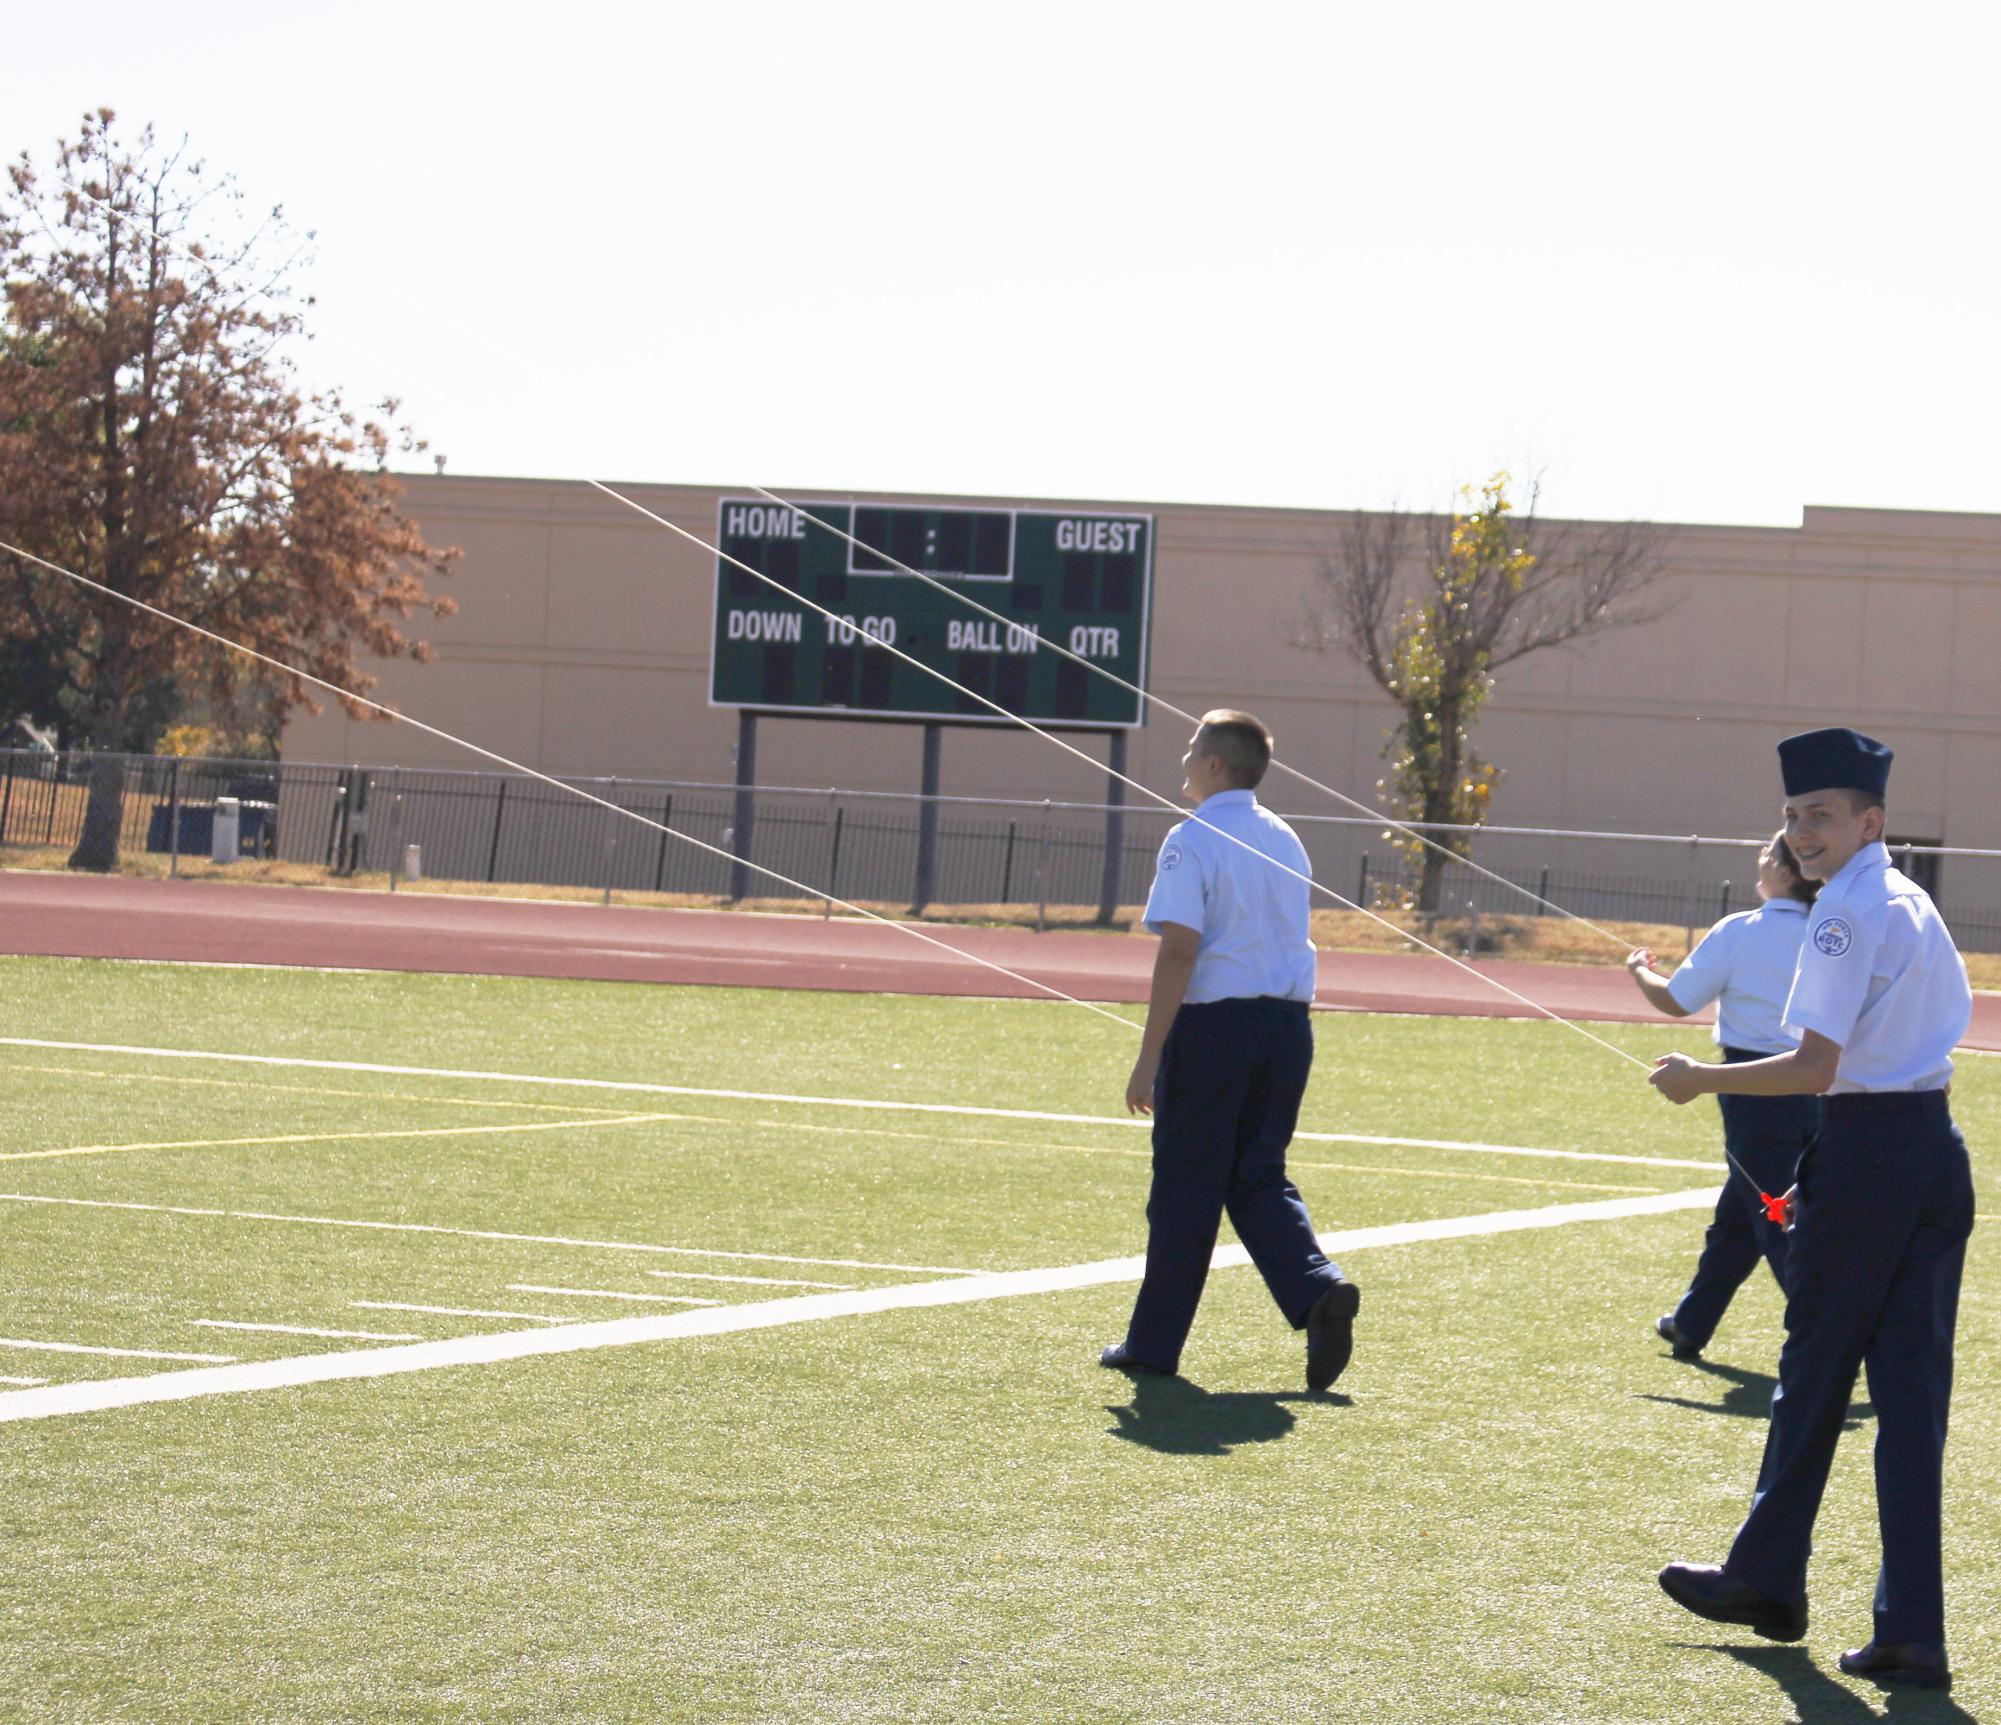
[709,498,1154,726]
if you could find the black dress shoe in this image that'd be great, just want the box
[1838,1641,1952,1690]
[1657,1562,1807,1642]
[1099,1342,1170,1375]
[1306,1279,1360,1392]
[1656,1315,1704,1360]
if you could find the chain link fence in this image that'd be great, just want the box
[4,747,1998,953]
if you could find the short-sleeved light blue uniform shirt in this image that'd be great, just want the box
[1142,789,1318,1004]
[1783,841,1972,1093]
[1667,898,1810,1055]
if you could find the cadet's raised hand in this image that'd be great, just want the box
[1649,1052,1706,1105]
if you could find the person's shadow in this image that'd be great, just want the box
[1694,1643,1982,1723]
[1641,1356,1875,1428]
[1104,1370,1348,1456]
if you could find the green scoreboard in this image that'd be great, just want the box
[708,498,1154,727]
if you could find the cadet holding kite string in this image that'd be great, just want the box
[1625,829,1819,1360]
[1652,728,1975,1693]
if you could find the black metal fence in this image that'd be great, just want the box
[4,748,1999,953]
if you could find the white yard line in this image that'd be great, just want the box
[353,1301,572,1324]
[0,1336,236,1363]
[0,1375,49,1386]
[0,1037,1719,1173]
[507,1284,721,1306]
[0,1191,979,1276]
[0,1186,1718,1424]
[643,1269,854,1289]
[192,1320,423,1342]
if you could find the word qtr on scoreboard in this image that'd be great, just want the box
[708,498,1154,726]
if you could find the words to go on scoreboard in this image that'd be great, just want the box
[708,498,1154,727]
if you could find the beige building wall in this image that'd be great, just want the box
[283,477,2001,850]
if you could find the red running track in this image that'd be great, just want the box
[4,871,1999,1050]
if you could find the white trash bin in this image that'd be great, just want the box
[210,797,240,864]
[403,843,423,883]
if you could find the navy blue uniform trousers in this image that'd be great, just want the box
[1123,997,1340,1373]
[1670,1049,1817,1348]
[1725,1091,1974,1645]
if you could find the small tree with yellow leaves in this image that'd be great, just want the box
[1295,472,1669,915]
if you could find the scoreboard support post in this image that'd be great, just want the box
[729,710,758,902]
[1096,730,1128,926]
[912,723,943,914]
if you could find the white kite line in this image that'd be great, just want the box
[0,1185,1718,1424]
[0,1037,1716,1172]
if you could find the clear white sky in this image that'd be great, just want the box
[7,2,1997,526]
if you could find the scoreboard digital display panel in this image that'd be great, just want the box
[708,498,1153,727]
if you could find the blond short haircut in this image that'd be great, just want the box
[1196,709,1274,789]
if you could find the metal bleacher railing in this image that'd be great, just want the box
[3,747,1997,955]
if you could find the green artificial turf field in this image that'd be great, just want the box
[1,956,1994,1723]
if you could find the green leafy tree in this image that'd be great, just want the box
[0,110,455,869]
[1296,473,1669,914]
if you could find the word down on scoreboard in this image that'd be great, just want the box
[709,498,1154,726]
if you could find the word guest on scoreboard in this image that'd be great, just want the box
[709,498,1154,726]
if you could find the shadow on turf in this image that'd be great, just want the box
[1104,1371,1350,1456]
[1689,1643,1982,1723]
[1641,1355,1875,1428]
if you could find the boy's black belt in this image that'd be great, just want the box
[1821,1091,1951,1121]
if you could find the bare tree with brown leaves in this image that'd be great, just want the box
[1291,473,1671,913]
[0,109,456,870]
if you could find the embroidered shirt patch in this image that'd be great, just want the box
[1813,917,1853,957]
[1160,844,1184,872]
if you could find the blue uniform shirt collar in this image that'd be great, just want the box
[1193,788,1256,815]
[1763,898,1808,915]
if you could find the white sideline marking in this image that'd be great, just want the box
[192,1320,423,1342]
[0,1192,977,1277]
[354,1301,570,1324]
[0,1336,236,1363]
[508,1284,721,1306]
[644,1269,853,1289]
[0,1375,48,1386]
[1,1111,682,1163]
[0,1037,1718,1174]
[4,1061,650,1116]
[0,1186,1718,1424]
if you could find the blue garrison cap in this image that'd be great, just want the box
[1778,727,1893,798]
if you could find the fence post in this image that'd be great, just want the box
[1536,864,1551,918]
[1035,799,1052,934]
[1719,878,1731,920]
[1356,851,1369,909]
[486,778,508,883]
[601,778,618,905]
[1465,896,1480,959]
[823,792,843,920]
[388,772,404,893]
[654,795,674,893]
[1683,835,1698,957]
[1000,819,1018,905]
[167,756,184,879]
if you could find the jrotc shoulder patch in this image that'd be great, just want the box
[1813,917,1853,957]
[1160,844,1184,872]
